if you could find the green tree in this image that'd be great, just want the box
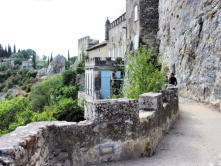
[48,56,50,66]
[32,54,36,69]
[4,46,8,57]
[76,54,88,74]
[7,45,12,57]
[68,50,70,61]
[30,74,63,112]
[50,53,53,62]
[13,44,16,53]
[62,70,77,86]
[56,98,84,122]
[123,45,166,99]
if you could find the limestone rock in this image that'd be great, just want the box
[159,0,221,105]
[47,55,66,76]
[38,68,47,76]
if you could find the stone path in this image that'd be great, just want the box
[103,98,221,166]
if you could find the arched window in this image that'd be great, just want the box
[134,5,138,21]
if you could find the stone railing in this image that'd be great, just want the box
[0,87,179,166]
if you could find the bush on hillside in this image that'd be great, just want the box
[30,74,63,112]
[62,69,77,86]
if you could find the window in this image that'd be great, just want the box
[108,48,111,57]
[116,71,121,79]
[134,35,139,50]
[134,5,138,21]
[117,47,120,57]
[112,48,115,60]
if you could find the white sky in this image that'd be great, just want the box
[0,0,125,58]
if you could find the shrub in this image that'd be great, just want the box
[62,86,78,99]
[76,55,88,74]
[0,97,56,136]
[123,45,166,99]
[62,70,77,86]
[56,98,84,122]
[0,97,29,135]
[30,74,63,112]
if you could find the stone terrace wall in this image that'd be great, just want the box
[0,87,179,166]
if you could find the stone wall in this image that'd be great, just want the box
[158,0,221,105]
[108,13,127,59]
[0,87,179,166]
[87,42,108,60]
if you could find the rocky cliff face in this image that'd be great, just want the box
[47,55,66,76]
[158,0,221,105]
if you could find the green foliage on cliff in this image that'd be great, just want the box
[76,55,88,74]
[0,65,37,93]
[0,97,55,136]
[123,45,166,99]
[0,69,84,136]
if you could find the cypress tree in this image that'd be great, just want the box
[13,44,16,53]
[48,56,50,66]
[50,53,53,62]
[4,46,8,57]
[67,50,70,69]
[8,45,12,57]
[68,50,70,61]
[0,44,3,57]
[32,54,36,69]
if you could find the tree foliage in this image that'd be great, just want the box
[123,45,166,99]
[0,97,55,136]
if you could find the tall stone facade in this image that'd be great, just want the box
[78,36,99,61]
[126,0,160,52]
[158,0,221,105]
[108,13,127,60]
[87,15,127,61]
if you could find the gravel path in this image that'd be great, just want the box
[103,98,221,166]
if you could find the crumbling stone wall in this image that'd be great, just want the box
[0,87,179,166]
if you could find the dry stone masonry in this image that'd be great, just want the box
[0,87,179,166]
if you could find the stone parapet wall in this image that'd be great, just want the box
[0,88,179,166]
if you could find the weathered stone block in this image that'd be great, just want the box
[167,87,178,98]
[139,93,163,111]
[159,90,175,104]
[84,99,139,123]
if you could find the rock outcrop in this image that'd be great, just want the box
[47,55,66,76]
[159,0,221,105]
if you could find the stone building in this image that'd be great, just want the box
[106,13,127,60]
[86,14,127,61]
[77,36,99,61]
[83,57,124,100]
[78,14,127,100]
[79,0,161,100]
[126,0,160,52]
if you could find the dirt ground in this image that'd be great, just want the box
[103,98,221,166]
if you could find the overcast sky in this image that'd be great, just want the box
[0,0,125,58]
